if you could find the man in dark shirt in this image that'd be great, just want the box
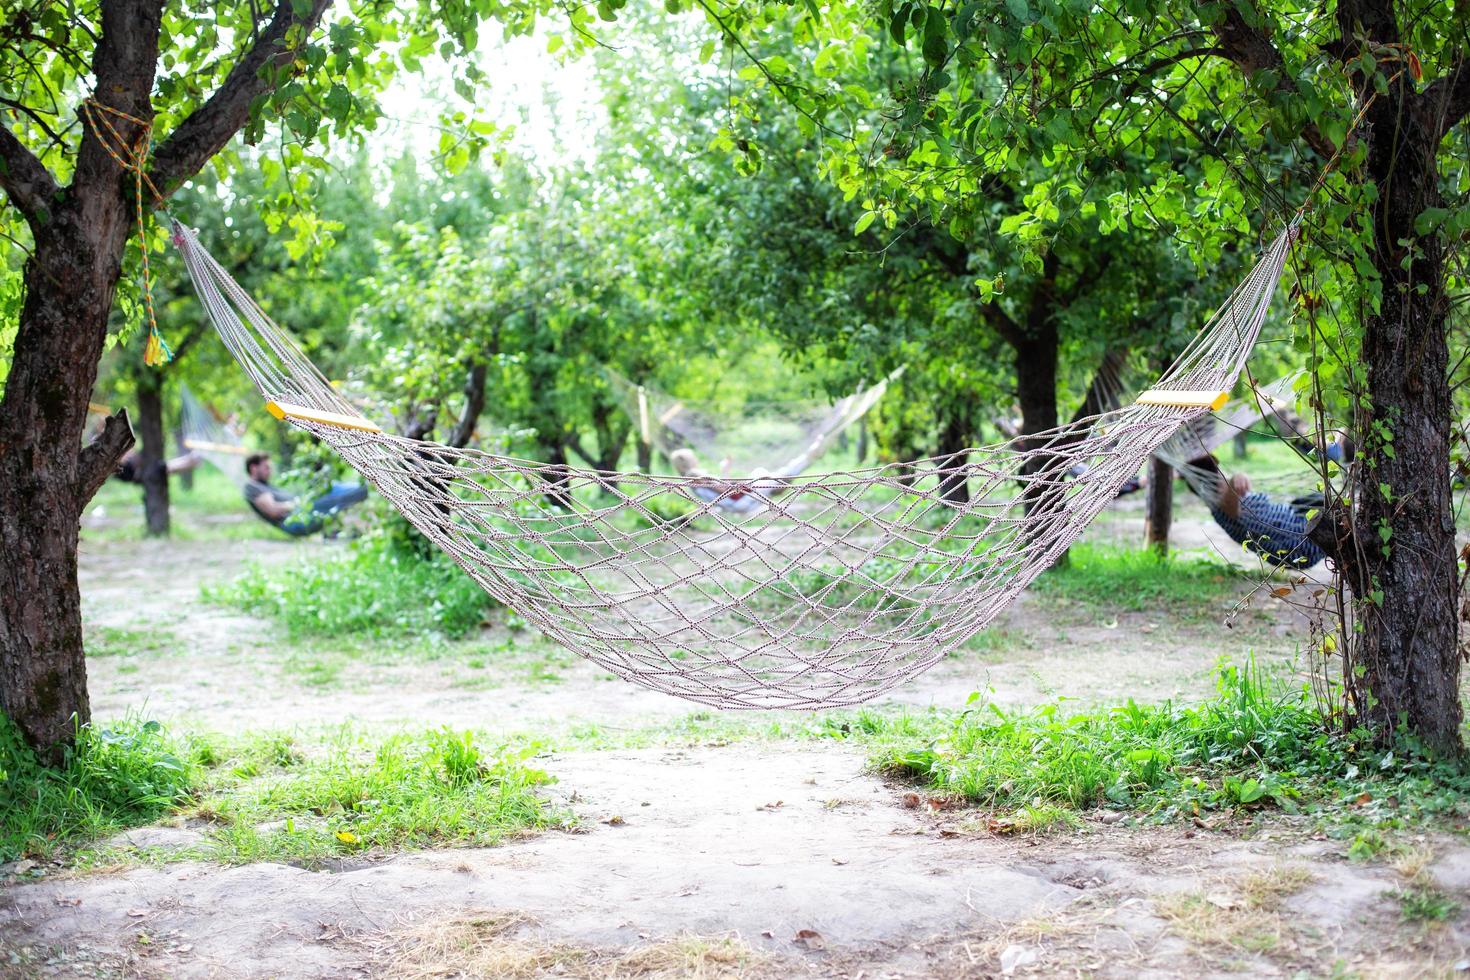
[244,453,368,536]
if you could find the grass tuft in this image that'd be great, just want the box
[0,714,199,862]
[200,727,563,865]
[206,535,497,639]
[1392,886,1460,924]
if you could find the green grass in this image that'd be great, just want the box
[84,624,179,658]
[0,715,197,863]
[817,661,1470,837]
[1032,544,1248,612]
[1,717,562,867]
[205,536,499,640]
[196,728,564,864]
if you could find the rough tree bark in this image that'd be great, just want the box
[1145,456,1173,556]
[1340,68,1463,751]
[136,375,171,536]
[0,0,332,762]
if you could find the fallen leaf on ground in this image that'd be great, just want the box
[793,929,825,951]
[831,857,848,865]
[901,792,921,809]
[756,800,784,811]
[126,908,148,918]
[600,815,625,826]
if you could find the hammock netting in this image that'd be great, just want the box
[169,218,1299,709]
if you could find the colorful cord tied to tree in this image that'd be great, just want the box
[80,98,172,367]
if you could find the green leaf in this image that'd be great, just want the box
[854,211,877,235]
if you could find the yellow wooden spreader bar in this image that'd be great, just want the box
[182,439,251,456]
[1134,389,1230,411]
[265,401,383,434]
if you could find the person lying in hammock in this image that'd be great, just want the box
[244,452,368,537]
[113,447,203,484]
[1193,455,1326,569]
[669,442,820,514]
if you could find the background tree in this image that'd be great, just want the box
[0,0,568,761]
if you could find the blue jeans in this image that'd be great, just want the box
[281,482,368,536]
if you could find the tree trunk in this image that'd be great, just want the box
[1343,81,1462,753]
[935,401,972,503]
[0,223,140,764]
[0,0,331,762]
[1014,325,1061,514]
[1144,456,1173,556]
[137,376,171,536]
[636,438,653,473]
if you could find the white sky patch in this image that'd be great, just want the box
[376,27,608,176]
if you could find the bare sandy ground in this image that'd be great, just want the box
[4,745,1468,977]
[3,513,1461,977]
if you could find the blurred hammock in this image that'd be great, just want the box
[179,385,253,488]
[603,366,903,479]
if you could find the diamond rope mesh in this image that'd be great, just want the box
[169,218,1299,709]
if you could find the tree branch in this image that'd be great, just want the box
[446,362,488,450]
[76,409,135,504]
[0,121,60,226]
[1208,7,1335,158]
[1115,46,1227,104]
[564,433,599,469]
[1421,58,1470,137]
[148,0,333,196]
[979,302,1022,346]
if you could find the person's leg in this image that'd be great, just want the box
[310,482,368,517]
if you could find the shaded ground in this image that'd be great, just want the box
[4,499,1463,977]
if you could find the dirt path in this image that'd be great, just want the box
[4,743,1467,978]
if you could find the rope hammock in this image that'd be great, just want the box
[604,366,902,482]
[167,216,1299,709]
[1154,433,1330,569]
[179,385,254,488]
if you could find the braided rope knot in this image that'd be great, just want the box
[81,97,172,366]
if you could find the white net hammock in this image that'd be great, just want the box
[168,217,1299,709]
